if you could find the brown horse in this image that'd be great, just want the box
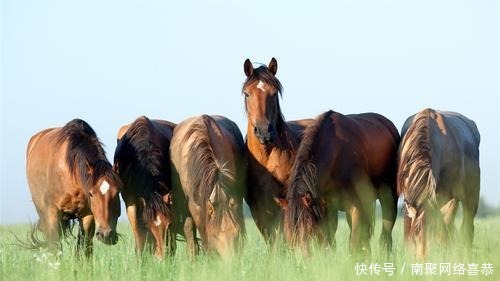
[170,115,246,258]
[113,116,176,259]
[26,119,121,257]
[242,58,313,243]
[283,110,400,255]
[398,108,480,258]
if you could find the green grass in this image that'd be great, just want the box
[1,216,499,281]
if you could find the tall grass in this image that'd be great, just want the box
[1,216,499,281]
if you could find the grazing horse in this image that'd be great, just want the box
[242,57,313,243]
[170,115,246,258]
[283,110,400,255]
[398,108,480,258]
[113,116,176,259]
[26,119,121,257]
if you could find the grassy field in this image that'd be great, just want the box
[1,215,499,281]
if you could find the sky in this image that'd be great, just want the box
[1,0,499,224]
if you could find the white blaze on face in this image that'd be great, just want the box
[100,180,110,195]
[257,80,265,92]
[154,215,162,226]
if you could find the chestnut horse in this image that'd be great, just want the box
[398,108,480,258]
[242,58,312,243]
[26,119,121,257]
[170,115,246,258]
[114,116,176,259]
[283,110,400,255]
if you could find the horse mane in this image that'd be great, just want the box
[397,109,437,209]
[181,115,240,236]
[57,119,118,192]
[285,110,335,241]
[114,116,172,226]
[242,65,288,136]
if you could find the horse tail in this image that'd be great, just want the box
[12,221,52,251]
[285,110,335,244]
[397,108,437,209]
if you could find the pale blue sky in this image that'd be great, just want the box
[1,1,499,224]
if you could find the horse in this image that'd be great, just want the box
[398,108,480,258]
[170,115,246,258]
[283,110,400,256]
[26,119,121,257]
[113,116,177,259]
[242,57,313,243]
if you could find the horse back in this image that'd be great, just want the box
[338,112,400,177]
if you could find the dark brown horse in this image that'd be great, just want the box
[26,119,121,257]
[170,115,246,258]
[113,116,176,259]
[283,110,400,255]
[398,108,480,258]
[242,58,313,243]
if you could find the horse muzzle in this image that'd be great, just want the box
[254,124,275,144]
[96,227,118,245]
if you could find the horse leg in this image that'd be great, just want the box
[184,216,198,258]
[348,204,362,255]
[40,208,62,252]
[348,203,373,257]
[439,198,458,245]
[462,195,478,252]
[325,207,338,250]
[378,185,397,253]
[126,203,147,255]
[77,215,95,258]
[360,201,374,256]
[461,167,480,253]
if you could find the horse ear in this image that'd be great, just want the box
[268,57,278,75]
[301,191,313,208]
[244,59,253,77]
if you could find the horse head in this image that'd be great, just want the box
[88,172,121,245]
[242,58,283,145]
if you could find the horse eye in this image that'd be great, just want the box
[244,92,249,98]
